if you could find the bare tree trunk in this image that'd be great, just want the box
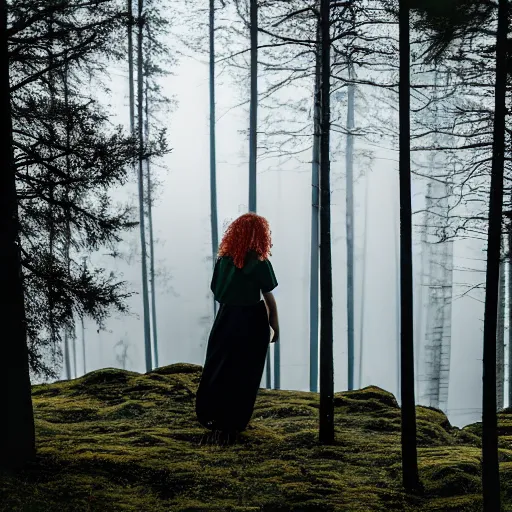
[481,1,507,509]
[209,0,219,318]
[0,0,36,469]
[136,0,152,372]
[310,20,321,393]
[144,65,158,369]
[496,260,505,410]
[248,0,257,213]
[128,0,135,134]
[318,0,334,445]
[81,315,86,375]
[394,192,400,402]
[81,257,87,375]
[63,59,75,380]
[508,222,512,408]
[64,327,71,379]
[358,172,369,389]
[248,0,269,389]
[398,0,420,492]
[265,354,271,389]
[346,61,355,391]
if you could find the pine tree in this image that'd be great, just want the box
[9,0,170,378]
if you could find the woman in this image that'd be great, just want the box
[195,213,280,436]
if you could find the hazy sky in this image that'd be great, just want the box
[65,15,498,430]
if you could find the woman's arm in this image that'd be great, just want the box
[263,291,279,343]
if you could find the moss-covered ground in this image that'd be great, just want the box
[2,363,512,511]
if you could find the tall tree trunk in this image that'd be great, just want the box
[394,192,401,402]
[0,0,36,469]
[398,0,420,491]
[81,257,87,375]
[64,327,72,379]
[272,169,281,390]
[496,260,505,410]
[310,19,321,393]
[62,57,77,381]
[358,172,369,389]
[481,0,507,509]
[248,0,257,213]
[274,333,280,389]
[318,0,334,445]
[128,0,135,134]
[265,353,271,389]
[508,222,512,408]
[81,314,86,375]
[209,0,219,317]
[144,65,159,369]
[137,0,152,372]
[346,61,355,391]
[63,59,76,380]
[416,204,427,398]
[248,0,269,389]
[273,171,282,390]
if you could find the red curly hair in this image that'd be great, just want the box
[218,213,272,268]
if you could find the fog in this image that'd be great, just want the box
[63,21,498,430]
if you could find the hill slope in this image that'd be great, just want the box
[1,363,512,511]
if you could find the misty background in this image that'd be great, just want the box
[56,5,495,430]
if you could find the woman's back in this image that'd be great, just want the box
[211,251,277,306]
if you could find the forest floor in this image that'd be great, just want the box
[1,363,512,511]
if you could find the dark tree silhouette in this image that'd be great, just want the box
[319,0,334,445]
[480,1,508,509]
[398,0,421,491]
[0,0,36,469]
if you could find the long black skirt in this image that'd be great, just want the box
[195,300,270,433]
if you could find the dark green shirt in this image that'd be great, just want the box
[211,253,278,306]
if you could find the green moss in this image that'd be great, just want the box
[1,365,511,511]
[416,420,454,447]
[362,416,400,433]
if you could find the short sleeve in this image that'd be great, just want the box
[258,259,278,294]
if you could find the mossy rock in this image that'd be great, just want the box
[417,406,452,430]
[150,363,202,376]
[498,418,512,437]
[101,401,149,420]
[31,385,61,397]
[78,367,137,387]
[334,386,399,414]
[452,428,481,448]
[423,463,481,496]
[425,495,482,512]
[463,422,482,438]
[344,386,399,408]
[416,420,454,447]
[44,406,100,423]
